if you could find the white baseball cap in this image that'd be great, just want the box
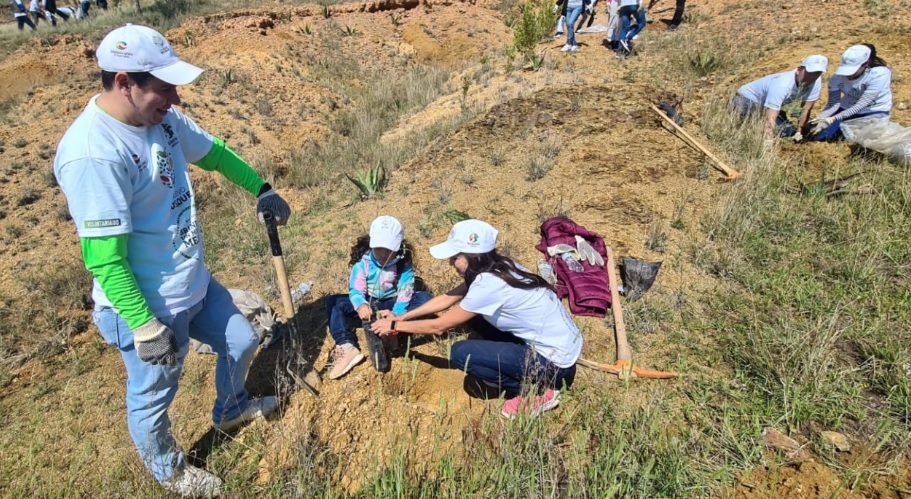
[429,220,498,259]
[834,45,871,76]
[800,54,828,73]
[96,24,203,85]
[369,216,404,252]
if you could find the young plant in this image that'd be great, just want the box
[347,164,385,199]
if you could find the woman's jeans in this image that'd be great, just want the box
[812,109,891,141]
[565,5,584,46]
[93,277,260,482]
[325,291,433,348]
[449,317,576,396]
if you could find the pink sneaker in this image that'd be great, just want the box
[501,389,560,419]
[328,344,364,380]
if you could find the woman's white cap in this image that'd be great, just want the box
[369,216,404,251]
[429,220,498,259]
[96,24,203,85]
[834,45,871,76]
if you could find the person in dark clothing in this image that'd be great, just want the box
[42,0,69,25]
[667,0,684,30]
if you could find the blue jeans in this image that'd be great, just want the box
[618,5,643,43]
[325,291,433,348]
[812,109,891,141]
[565,5,584,47]
[93,277,260,482]
[449,318,576,396]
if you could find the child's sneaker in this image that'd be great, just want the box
[501,389,560,419]
[328,343,364,380]
[560,44,573,52]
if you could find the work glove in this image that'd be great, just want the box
[575,235,605,266]
[552,2,559,13]
[134,318,179,366]
[546,243,577,257]
[792,132,804,143]
[256,185,291,226]
[809,117,833,137]
[585,5,594,14]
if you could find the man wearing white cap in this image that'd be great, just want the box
[370,220,582,419]
[809,44,893,141]
[731,54,828,141]
[54,24,291,496]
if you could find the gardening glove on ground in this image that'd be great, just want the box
[256,184,291,225]
[792,132,804,143]
[809,118,833,137]
[546,243,577,257]
[134,318,179,366]
[575,235,604,266]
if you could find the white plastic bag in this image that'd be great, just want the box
[841,116,911,166]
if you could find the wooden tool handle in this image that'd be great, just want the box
[606,246,632,362]
[650,104,741,180]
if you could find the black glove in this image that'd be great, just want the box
[134,319,179,366]
[256,183,291,226]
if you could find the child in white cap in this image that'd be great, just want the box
[324,215,432,379]
[809,43,893,141]
[731,54,829,141]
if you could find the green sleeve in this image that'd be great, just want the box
[194,137,266,196]
[81,235,155,330]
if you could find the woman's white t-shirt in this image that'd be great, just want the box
[827,66,892,115]
[459,272,583,368]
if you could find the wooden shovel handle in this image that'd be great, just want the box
[606,246,632,362]
[650,104,741,180]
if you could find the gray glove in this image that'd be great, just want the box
[134,318,179,366]
[256,187,291,226]
[809,118,832,137]
[792,132,804,143]
[575,235,604,266]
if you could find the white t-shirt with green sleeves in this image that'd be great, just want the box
[54,96,214,318]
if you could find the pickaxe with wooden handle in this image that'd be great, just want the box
[578,246,678,380]
[650,103,741,181]
[262,210,319,396]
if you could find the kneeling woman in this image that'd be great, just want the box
[371,220,582,419]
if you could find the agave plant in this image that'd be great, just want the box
[347,164,385,199]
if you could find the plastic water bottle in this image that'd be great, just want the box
[561,252,584,272]
[291,282,313,303]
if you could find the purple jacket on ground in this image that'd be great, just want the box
[536,217,611,317]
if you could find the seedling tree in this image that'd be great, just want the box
[511,0,557,68]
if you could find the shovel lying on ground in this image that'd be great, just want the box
[650,103,741,181]
[578,246,678,380]
[263,210,319,397]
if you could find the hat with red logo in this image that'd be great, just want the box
[429,220,498,259]
[96,23,203,85]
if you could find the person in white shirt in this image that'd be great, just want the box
[10,0,36,30]
[730,54,828,141]
[54,24,290,497]
[809,44,893,141]
[371,220,583,420]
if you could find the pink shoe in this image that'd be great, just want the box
[501,389,560,419]
[328,344,364,380]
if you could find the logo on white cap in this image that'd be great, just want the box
[97,24,203,85]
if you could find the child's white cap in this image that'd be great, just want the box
[429,219,498,259]
[369,216,404,251]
